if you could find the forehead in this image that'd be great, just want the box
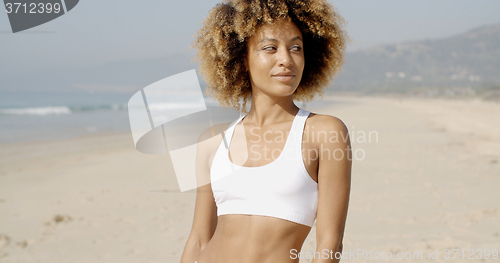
[251,20,302,42]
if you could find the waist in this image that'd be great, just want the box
[197,214,311,263]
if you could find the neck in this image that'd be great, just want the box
[244,92,299,128]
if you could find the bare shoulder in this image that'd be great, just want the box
[197,122,232,142]
[306,112,349,135]
[196,122,233,156]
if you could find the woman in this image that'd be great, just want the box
[181,0,351,262]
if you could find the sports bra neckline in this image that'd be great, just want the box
[226,108,305,169]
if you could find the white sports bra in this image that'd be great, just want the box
[210,108,319,227]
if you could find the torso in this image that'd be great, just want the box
[197,111,320,263]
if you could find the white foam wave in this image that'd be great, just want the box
[0,106,72,116]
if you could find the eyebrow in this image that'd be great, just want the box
[258,36,303,44]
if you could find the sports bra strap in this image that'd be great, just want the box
[288,108,310,146]
[225,108,310,155]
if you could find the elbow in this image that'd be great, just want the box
[328,241,343,254]
[317,237,343,254]
[337,242,343,254]
[199,240,209,252]
[181,236,210,263]
[190,236,210,252]
[315,240,343,263]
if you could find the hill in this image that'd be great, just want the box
[332,23,500,98]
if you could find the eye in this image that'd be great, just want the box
[291,45,302,51]
[263,46,276,51]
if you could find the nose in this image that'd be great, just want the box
[277,48,293,68]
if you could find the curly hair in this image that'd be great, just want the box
[190,0,349,113]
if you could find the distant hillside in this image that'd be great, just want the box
[332,23,500,95]
[3,23,498,99]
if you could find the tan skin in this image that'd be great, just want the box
[181,19,351,263]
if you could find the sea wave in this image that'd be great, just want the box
[0,106,72,116]
[0,104,128,116]
[0,100,222,116]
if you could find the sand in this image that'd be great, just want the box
[0,95,499,263]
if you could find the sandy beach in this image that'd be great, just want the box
[0,95,499,263]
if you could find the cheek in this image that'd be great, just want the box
[250,55,273,73]
[295,54,305,69]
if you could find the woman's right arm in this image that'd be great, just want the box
[180,126,220,263]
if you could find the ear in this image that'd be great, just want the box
[243,56,248,72]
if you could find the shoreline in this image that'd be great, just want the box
[1,92,497,147]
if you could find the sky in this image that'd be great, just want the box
[1,0,500,93]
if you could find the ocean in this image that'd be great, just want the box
[0,90,334,145]
[0,90,134,144]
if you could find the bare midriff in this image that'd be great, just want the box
[196,214,312,263]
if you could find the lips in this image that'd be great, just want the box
[273,75,295,82]
[272,72,295,77]
[272,73,295,82]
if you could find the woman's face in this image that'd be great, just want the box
[244,20,305,99]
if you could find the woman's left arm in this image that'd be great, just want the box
[312,115,352,263]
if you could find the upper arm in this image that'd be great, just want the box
[314,115,352,246]
[189,122,231,246]
[189,126,220,246]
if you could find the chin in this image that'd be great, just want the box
[272,86,297,97]
[254,81,298,97]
